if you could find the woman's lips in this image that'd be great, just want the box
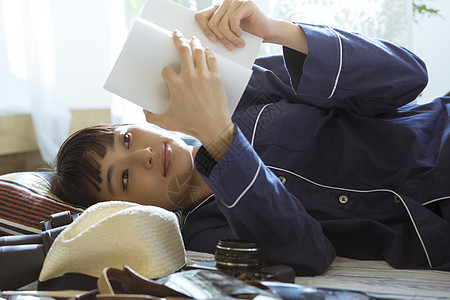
[163,143,172,177]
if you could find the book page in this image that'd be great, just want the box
[140,0,263,69]
[104,0,262,115]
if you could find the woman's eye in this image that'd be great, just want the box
[123,132,131,148]
[122,170,129,191]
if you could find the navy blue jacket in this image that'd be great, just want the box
[180,23,450,275]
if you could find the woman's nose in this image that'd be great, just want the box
[133,147,153,169]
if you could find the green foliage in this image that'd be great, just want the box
[412,1,442,20]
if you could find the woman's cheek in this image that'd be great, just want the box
[167,172,196,209]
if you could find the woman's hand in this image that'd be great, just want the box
[195,0,274,51]
[195,0,308,54]
[145,30,235,161]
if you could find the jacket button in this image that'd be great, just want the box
[394,195,401,203]
[278,176,287,185]
[338,195,349,204]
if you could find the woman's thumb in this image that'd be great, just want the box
[144,109,166,129]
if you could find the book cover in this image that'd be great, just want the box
[104,0,263,114]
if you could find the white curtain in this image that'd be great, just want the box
[0,0,122,164]
[0,0,71,164]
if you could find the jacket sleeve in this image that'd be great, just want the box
[283,23,428,116]
[193,126,336,275]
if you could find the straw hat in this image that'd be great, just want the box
[39,201,186,282]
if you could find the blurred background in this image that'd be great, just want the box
[0,0,449,174]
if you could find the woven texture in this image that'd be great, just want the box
[39,201,187,281]
[0,172,84,236]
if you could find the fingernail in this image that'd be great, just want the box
[208,34,216,43]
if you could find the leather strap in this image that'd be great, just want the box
[97,294,160,300]
[97,266,188,299]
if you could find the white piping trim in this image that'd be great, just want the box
[327,26,343,99]
[181,194,215,227]
[422,196,450,206]
[221,159,262,209]
[241,80,435,267]
[267,165,433,268]
[251,103,273,147]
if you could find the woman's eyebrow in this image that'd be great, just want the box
[107,164,116,196]
[106,130,118,196]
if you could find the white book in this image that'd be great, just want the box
[104,0,263,114]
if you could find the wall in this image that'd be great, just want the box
[412,0,450,103]
[0,1,124,173]
[0,109,110,175]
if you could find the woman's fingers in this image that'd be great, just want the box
[146,28,229,140]
[207,0,236,50]
[173,30,194,71]
[205,47,218,73]
[196,0,250,51]
[143,109,167,130]
[195,1,273,50]
[190,37,207,71]
[173,30,209,73]
[194,0,240,51]
[227,1,251,38]
[161,66,177,86]
[217,3,246,48]
[195,4,220,43]
[148,30,218,132]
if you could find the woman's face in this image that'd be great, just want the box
[96,124,196,211]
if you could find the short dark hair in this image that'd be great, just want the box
[50,124,119,208]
